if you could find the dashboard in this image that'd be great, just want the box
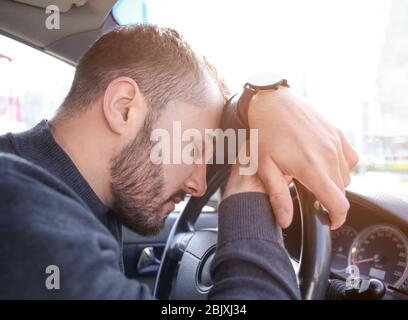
[284,184,408,299]
[330,189,408,299]
[129,182,408,299]
[331,224,408,295]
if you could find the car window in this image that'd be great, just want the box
[0,35,74,135]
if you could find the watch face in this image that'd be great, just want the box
[247,72,283,88]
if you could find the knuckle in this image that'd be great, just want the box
[322,143,339,162]
[302,151,321,171]
[350,151,360,168]
[332,129,342,144]
[343,174,351,187]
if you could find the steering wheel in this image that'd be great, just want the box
[154,164,332,300]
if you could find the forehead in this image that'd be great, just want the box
[154,84,224,134]
[154,101,222,138]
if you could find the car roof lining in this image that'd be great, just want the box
[0,0,118,65]
[13,0,88,13]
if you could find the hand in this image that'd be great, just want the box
[247,86,359,230]
[222,140,266,201]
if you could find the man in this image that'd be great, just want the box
[0,25,358,299]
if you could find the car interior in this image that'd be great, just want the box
[0,0,407,300]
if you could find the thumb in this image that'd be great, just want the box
[258,157,294,228]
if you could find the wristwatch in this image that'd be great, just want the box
[238,72,289,127]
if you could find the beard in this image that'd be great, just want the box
[110,125,167,236]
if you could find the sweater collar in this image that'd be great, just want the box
[10,120,111,225]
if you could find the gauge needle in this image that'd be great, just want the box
[352,257,375,265]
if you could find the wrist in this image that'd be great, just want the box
[238,75,290,127]
[222,172,266,201]
[247,86,292,125]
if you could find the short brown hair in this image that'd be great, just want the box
[56,24,228,120]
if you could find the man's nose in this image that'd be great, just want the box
[183,163,207,197]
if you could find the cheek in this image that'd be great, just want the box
[162,163,193,194]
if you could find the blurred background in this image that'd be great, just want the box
[1,0,407,189]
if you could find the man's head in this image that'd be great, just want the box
[51,24,226,236]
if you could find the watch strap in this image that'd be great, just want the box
[237,79,289,127]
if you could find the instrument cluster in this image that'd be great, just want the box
[331,224,408,293]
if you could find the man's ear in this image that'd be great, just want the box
[102,76,147,136]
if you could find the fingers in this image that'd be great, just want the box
[325,129,358,225]
[303,142,349,229]
[337,146,351,187]
[304,172,350,230]
[310,129,354,229]
[337,129,359,169]
[258,157,294,229]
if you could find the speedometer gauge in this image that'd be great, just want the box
[331,226,357,274]
[348,225,408,288]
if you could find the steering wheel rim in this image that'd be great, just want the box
[154,164,332,300]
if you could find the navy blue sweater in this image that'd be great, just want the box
[0,121,300,299]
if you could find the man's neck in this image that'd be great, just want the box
[49,115,114,207]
